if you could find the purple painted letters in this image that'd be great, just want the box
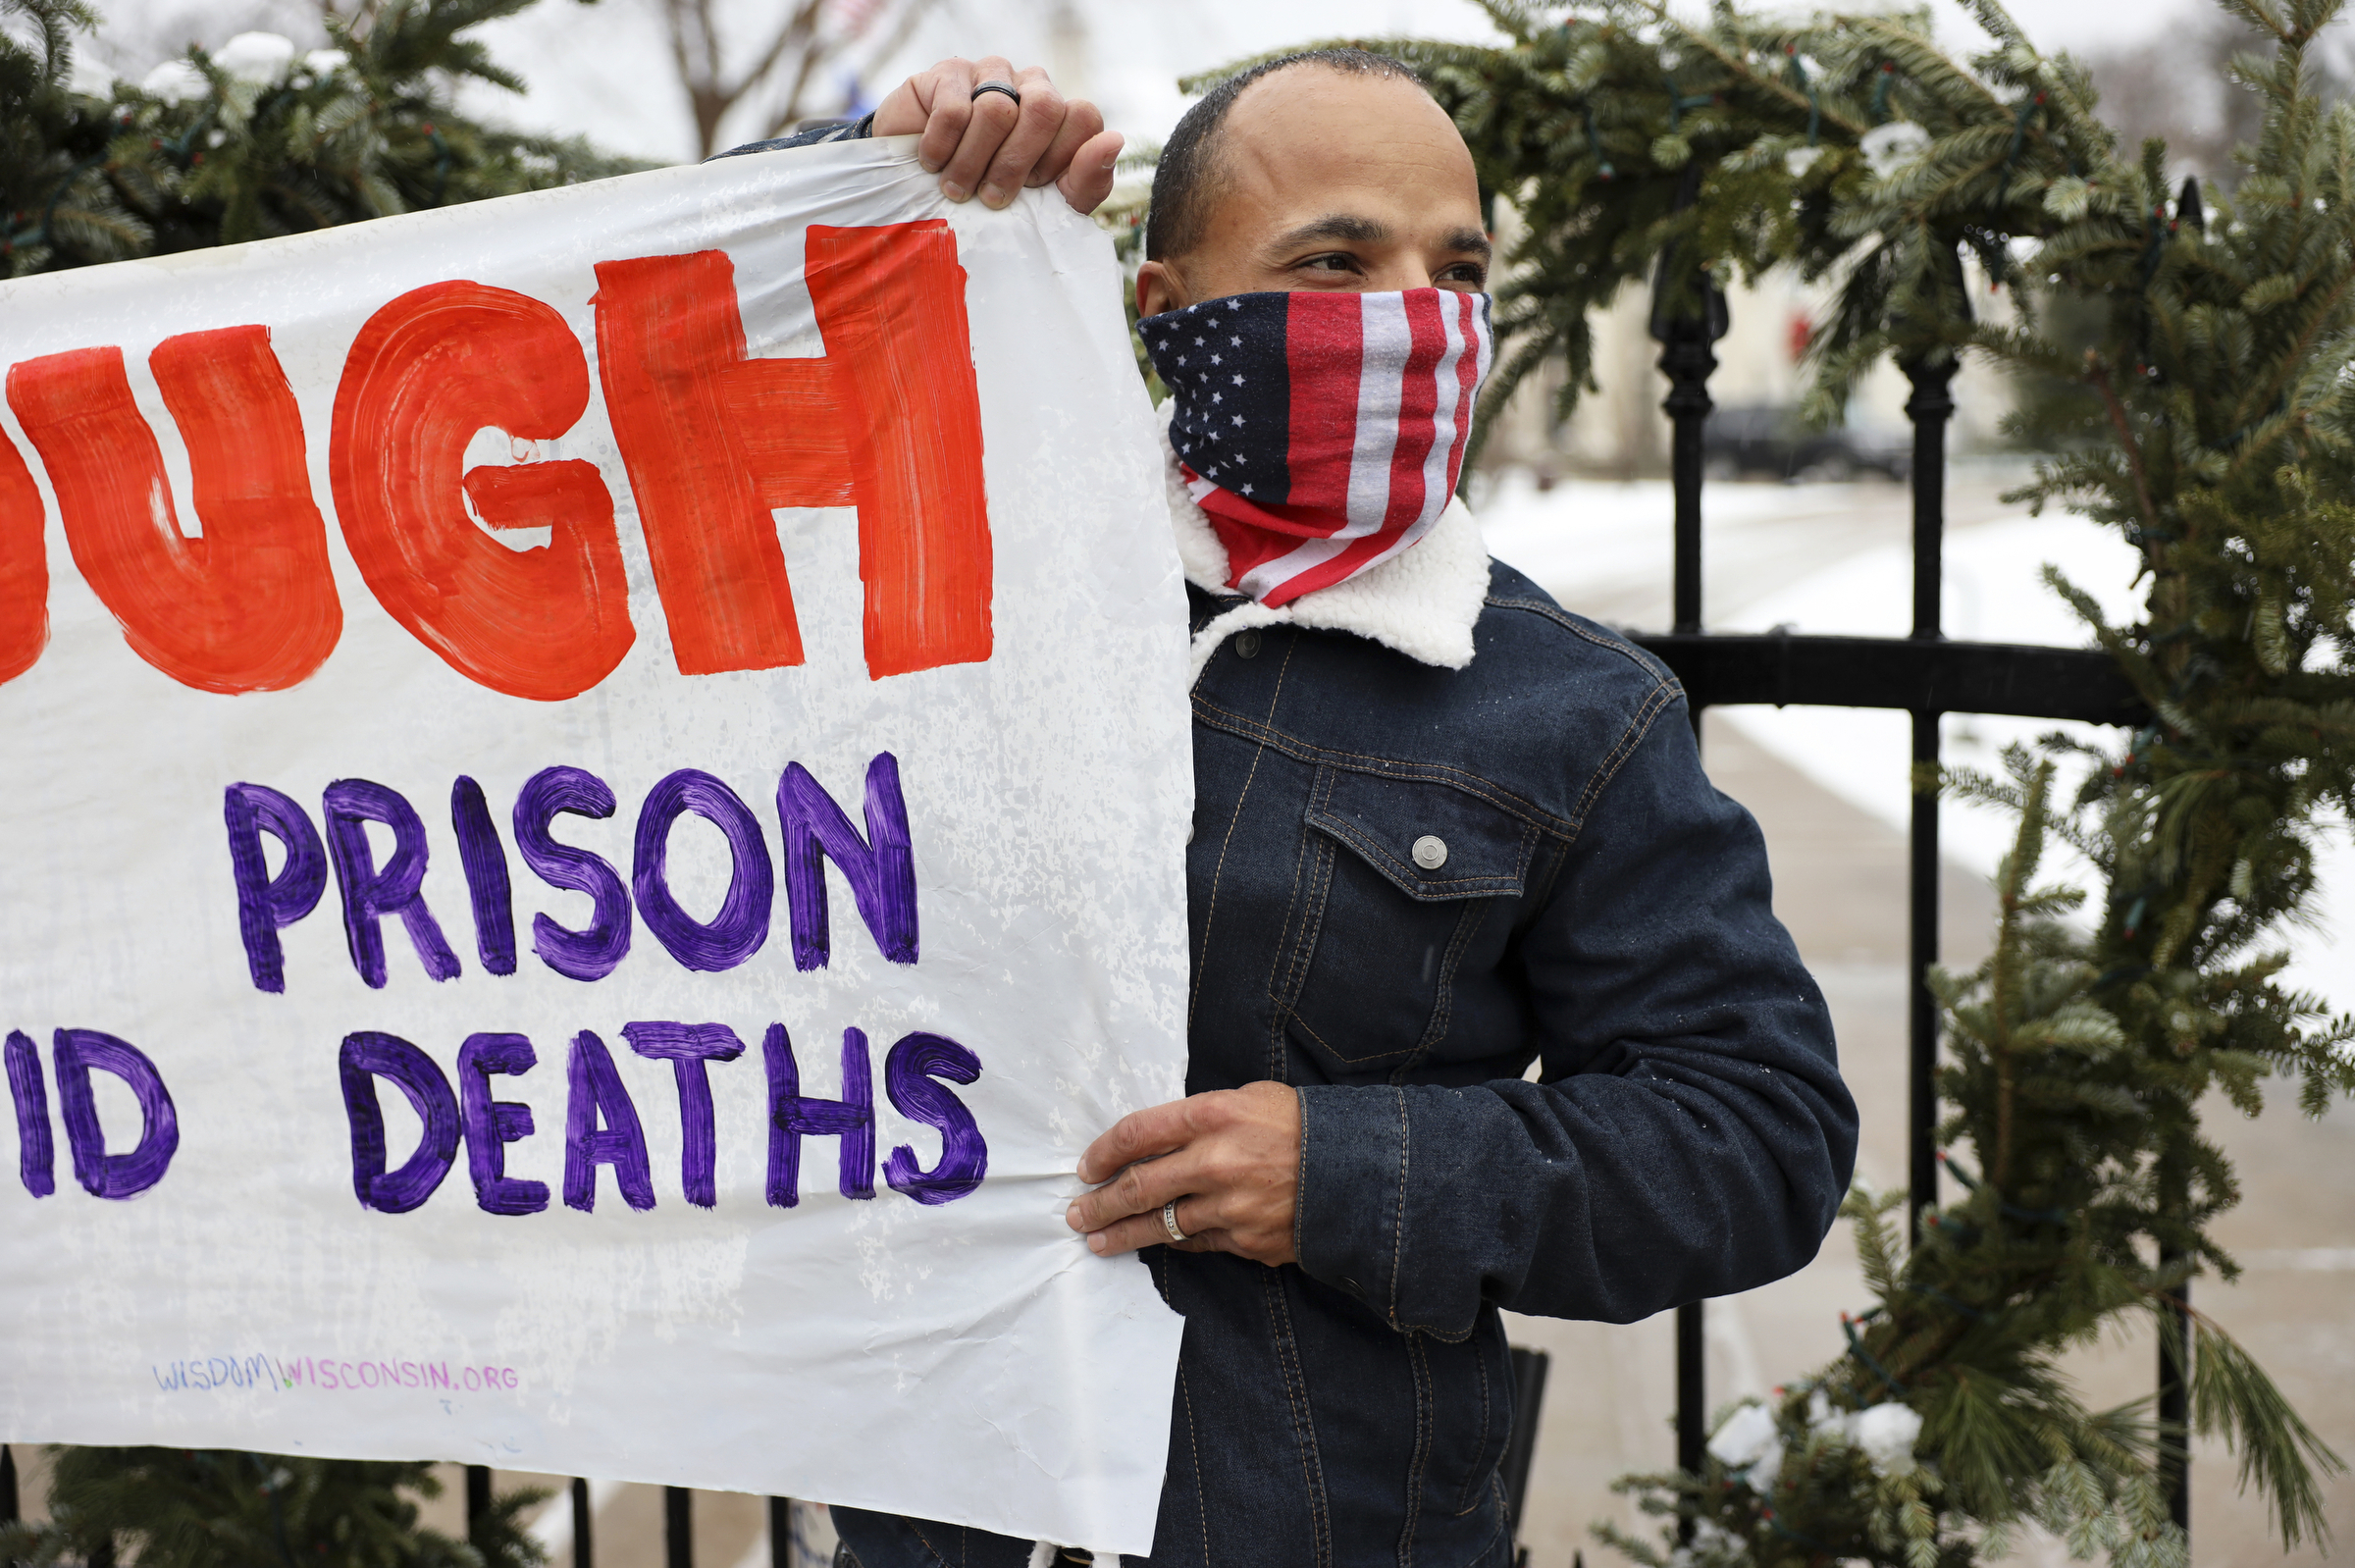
[5,1030,54,1197]
[633,771,773,972]
[622,1020,745,1207]
[762,1023,874,1207]
[563,1028,654,1211]
[323,779,462,988]
[881,1031,987,1205]
[338,1030,459,1213]
[223,782,328,993]
[51,1029,179,1200]
[457,1032,550,1216]
[450,776,518,977]
[513,766,633,982]
[775,754,917,971]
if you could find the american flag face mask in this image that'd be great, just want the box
[1141,288,1494,608]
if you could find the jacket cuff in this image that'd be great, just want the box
[1293,1083,1412,1324]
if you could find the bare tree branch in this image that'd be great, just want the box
[652,0,931,159]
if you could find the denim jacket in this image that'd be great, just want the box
[827,415,1858,1565]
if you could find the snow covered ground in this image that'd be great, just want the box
[1479,473,2355,1020]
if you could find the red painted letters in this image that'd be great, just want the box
[330,282,634,703]
[596,221,991,681]
[594,250,827,675]
[9,221,993,695]
[7,327,340,694]
[0,429,44,684]
[804,224,993,679]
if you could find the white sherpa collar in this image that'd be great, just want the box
[1160,399,1490,682]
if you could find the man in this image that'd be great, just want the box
[727,49,1857,1568]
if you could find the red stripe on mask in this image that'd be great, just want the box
[1283,291,1363,518]
[1381,287,1449,537]
[1442,291,1483,497]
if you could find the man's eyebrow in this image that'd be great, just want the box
[1266,213,1392,249]
[1445,228,1494,261]
[1263,214,1495,261]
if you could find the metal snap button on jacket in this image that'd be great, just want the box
[1412,835,1448,870]
[1234,629,1262,658]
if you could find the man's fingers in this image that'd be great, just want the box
[932,54,1020,200]
[1066,1143,1206,1234]
[1076,1095,1213,1184]
[1056,128,1124,216]
[974,69,1069,208]
[871,59,969,157]
[1080,1211,1178,1257]
[1026,95,1102,187]
[866,69,926,140]
[910,58,979,175]
[876,57,1123,214]
[974,78,1069,207]
[1079,1194,1229,1258]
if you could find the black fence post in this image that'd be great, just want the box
[2159,1253,2193,1532]
[769,1497,795,1568]
[1674,1302,1706,1482]
[1649,161,1729,1504]
[1,1442,16,1528]
[665,1485,693,1568]
[465,1464,492,1554]
[570,1477,594,1568]
[1652,175,1729,641]
[1901,352,1957,1245]
[1499,1347,1552,1537]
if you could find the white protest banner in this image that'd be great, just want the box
[0,136,1191,1553]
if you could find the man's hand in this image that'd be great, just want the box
[871,57,1123,215]
[1065,1082,1301,1265]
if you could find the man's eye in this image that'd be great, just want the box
[1300,253,1359,273]
[1441,263,1488,287]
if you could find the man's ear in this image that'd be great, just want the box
[1136,259,1187,320]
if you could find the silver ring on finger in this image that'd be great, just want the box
[969,79,1020,106]
[1160,1198,1188,1245]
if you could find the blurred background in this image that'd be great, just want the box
[14,0,2355,1563]
[62,0,2344,170]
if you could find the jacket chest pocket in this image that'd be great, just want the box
[1272,765,1535,1076]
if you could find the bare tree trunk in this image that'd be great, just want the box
[653,0,928,160]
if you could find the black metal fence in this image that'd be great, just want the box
[1637,247,2189,1550]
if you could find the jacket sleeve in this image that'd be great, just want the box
[1289,693,1858,1337]
[706,112,875,161]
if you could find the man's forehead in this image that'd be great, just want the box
[1213,67,1478,208]
[1223,63,1447,141]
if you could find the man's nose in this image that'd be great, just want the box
[1366,259,1442,292]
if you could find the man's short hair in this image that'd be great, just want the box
[1144,47,1427,263]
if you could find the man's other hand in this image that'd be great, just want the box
[872,57,1123,215]
[1066,1082,1301,1266]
